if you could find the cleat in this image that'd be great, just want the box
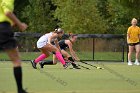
[22,89,28,93]
[73,66,81,69]
[63,62,71,69]
[128,62,133,66]
[134,61,140,66]
[63,64,68,69]
[71,63,81,69]
[19,89,28,93]
[30,60,37,69]
[39,61,44,68]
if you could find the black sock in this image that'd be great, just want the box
[13,66,23,93]
[68,57,74,62]
[68,57,77,67]
[42,60,54,65]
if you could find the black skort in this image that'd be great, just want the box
[128,42,140,46]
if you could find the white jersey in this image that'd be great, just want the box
[37,32,53,48]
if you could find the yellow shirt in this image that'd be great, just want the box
[0,0,14,25]
[127,26,140,43]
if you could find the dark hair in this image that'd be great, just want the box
[54,28,64,34]
[69,34,78,38]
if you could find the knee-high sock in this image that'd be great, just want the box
[68,57,77,67]
[42,60,54,65]
[13,66,23,93]
[68,57,74,62]
[34,54,48,64]
[55,51,66,65]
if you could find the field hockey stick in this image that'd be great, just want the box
[65,61,91,70]
[79,60,104,69]
[76,64,91,70]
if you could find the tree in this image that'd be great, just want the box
[14,0,140,34]
[118,0,140,9]
[21,0,57,33]
[108,0,140,34]
[117,0,140,22]
[53,0,108,34]
[96,0,111,19]
[14,0,30,18]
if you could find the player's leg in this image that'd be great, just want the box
[61,50,72,61]
[30,51,50,69]
[34,53,50,64]
[31,47,50,69]
[39,54,57,68]
[134,44,140,65]
[61,50,80,69]
[53,55,58,65]
[41,44,68,68]
[5,47,26,93]
[31,39,51,69]
[128,45,134,65]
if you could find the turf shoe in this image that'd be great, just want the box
[63,64,68,69]
[30,60,37,69]
[22,89,28,93]
[73,66,81,69]
[19,89,28,93]
[39,61,44,68]
[63,62,71,69]
[71,62,81,69]
[128,62,133,66]
[134,61,140,65]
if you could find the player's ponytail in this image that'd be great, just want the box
[69,32,77,38]
[54,28,64,34]
[68,32,73,37]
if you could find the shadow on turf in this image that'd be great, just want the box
[1,91,6,93]
[0,88,34,93]
[37,68,68,86]
[98,62,137,87]
[24,61,68,87]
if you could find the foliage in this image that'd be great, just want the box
[14,0,140,34]
[53,0,108,34]
[15,0,57,33]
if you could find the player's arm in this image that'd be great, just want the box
[127,34,130,43]
[139,28,140,39]
[5,12,27,31]
[1,0,27,31]
[54,39,61,52]
[67,41,80,61]
[48,33,58,45]
[127,28,131,43]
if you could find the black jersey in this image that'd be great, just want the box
[59,40,69,50]
[58,34,70,41]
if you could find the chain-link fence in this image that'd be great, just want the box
[0,33,127,62]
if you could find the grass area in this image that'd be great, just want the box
[0,52,43,60]
[0,51,129,62]
[0,62,140,93]
[77,51,126,61]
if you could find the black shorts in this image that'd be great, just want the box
[128,42,140,46]
[0,22,17,50]
[60,46,68,50]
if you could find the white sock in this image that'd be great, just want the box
[128,60,131,63]
[135,59,138,62]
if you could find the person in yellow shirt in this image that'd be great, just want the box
[0,0,28,93]
[127,18,140,66]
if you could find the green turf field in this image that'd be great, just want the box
[0,51,129,61]
[0,62,140,93]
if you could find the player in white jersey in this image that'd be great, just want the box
[30,28,69,69]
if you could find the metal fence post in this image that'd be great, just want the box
[93,38,95,61]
